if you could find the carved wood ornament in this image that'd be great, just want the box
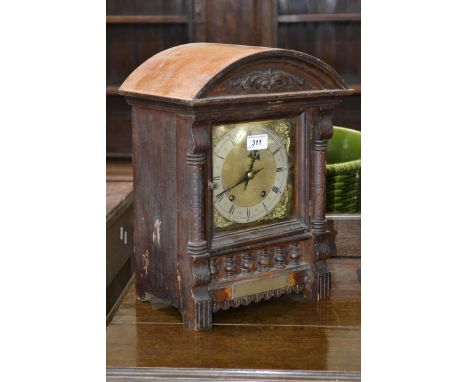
[120,43,353,330]
[230,68,306,91]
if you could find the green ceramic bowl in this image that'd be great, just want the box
[326,126,361,213]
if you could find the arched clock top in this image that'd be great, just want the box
[119,43,352,102]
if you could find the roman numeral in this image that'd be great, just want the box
[213,175,220,181]
[246,208,250,220]
[229,134,236,145]
[229,205,235,215]
[262,202,268,212]
[215,153,225,160]
[272,186,280,194]
[276,167,284,172]
[216,193,224,202]
[272,147,280,155]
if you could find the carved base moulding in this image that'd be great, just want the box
[208,243,310,312]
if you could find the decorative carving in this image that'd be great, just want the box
[212,284,305,312]
[230,68,305,92]
[274,246,286,269]
[209,257,219,279]
[241,253,255,273]
[314,232,331,261]
[288,243,300,265]
[315,108,334,141]
[191,254,211,287]
[225,255,235,277]
[257,249,270,272]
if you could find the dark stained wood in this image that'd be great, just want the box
[107,94,132,156]
[276,0,361,131]
[121,43,352,330]
[106,4,189,156]
[107,323,360,370]
[107,24,189,87]
[106,15,189,24]
[107,181,134,315]
[106,85,119,95]
[107,257,360,377]
[277,0,361,15]
[106,0,189,16]
[278,13,361,23]
[277,22,360,86]
[192,0,272,46]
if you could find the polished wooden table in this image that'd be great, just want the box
[106,256,360,381]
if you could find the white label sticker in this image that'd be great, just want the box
[247,134,268,151]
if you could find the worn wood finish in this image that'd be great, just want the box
[120,43,352,330]
[106,257,360,379]
[107,181,134,314]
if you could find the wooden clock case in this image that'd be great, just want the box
[119,43,353,330]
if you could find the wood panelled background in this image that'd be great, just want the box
[106,0,361,157]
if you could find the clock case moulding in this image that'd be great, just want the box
[119,43,354,330]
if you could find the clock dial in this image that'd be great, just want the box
[212,122,290,224]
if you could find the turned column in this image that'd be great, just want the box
[185,122,212,330]
[307,107,336,301]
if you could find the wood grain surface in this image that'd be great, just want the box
[106,181,133,217]
[107,258,360,373]
[106,160,133,182]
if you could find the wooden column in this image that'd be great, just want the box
[306,107,336,301]
[185,122,212,330]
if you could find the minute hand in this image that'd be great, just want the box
[216,168,264,198]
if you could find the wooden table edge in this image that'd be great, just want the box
[106,367,361,381]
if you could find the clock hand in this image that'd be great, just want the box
[216,167,264,199]
[252,167,263,176]
[244,150,260,190]
[216,173,249,198]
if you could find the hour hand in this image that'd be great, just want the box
[243,167,264,190]
[244,151,261,190]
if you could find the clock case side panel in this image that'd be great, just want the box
[308,106,337,301]
[206,112,310,254]
[130,102,193,310]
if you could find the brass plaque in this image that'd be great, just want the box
[231,273,296,299]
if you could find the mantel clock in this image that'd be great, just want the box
[119,43,353,330]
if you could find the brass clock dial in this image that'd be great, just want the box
[212,121,290,225]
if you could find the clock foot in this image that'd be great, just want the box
[183,289,213,330]
[304,260,331,301]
